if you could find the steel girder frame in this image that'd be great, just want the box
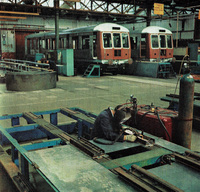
[0,107,98,191]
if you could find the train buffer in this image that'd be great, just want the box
[83,64,100,78]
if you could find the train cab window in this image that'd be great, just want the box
[113,33,121,48]
[151,35,159,48]
[122,33,129,48]
[160,35,166,48]
[82,35,90,49]
[167,35,172,48]
[103,33,112,48]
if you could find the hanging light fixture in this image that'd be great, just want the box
[171,0,176,6]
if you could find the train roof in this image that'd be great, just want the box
[26,23,129,39]
[142,26,172,34]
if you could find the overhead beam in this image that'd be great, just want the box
[0,16,27,19]
[0,11,39,15]
[0,19,18,22]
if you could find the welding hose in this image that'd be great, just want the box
[156,112,171,141]
[136,110,171,141]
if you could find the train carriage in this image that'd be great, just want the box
[128,26,175,78]
[130,26,174,62]
[25,23,132,74]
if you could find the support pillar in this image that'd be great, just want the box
[54,0,59,51]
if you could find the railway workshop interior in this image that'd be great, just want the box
[0,0,200,191]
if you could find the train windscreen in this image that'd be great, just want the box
[122,33,129,48]
[113,33,121,48]
[103,33,112,48]
[160,35,166,48]
[151,35,159,48]
[167,35,172,48]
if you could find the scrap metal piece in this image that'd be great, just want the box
[114,165,184,192]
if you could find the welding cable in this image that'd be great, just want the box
[156,112,171,141]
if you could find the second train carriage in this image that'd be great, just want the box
[128,26,175,78]
[130,26,174,62]
[25,23,133,74]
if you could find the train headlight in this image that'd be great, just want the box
[108,59,113,65]
[128,58,133,64]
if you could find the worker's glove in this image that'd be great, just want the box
[124,135,137,142]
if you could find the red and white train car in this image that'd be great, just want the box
[131,26,174,63]
[25,23,133,74]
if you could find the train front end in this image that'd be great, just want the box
[141,26,174,63]
[94,23,132,73]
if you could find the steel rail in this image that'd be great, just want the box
[114,165,184,192]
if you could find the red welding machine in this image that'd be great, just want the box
[126,104,178,141]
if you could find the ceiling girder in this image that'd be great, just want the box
[0,0,199,23]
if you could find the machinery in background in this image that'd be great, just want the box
[172,43,200,80]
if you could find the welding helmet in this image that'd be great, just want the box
[114,108,126,123]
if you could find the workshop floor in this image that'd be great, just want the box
[0,74,200,191]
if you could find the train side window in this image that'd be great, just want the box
[141,34,146,57]
[151,35,159,48]
[53,39,55,50]
[27,39,30,54]
[60,38,64,48]
[113,33,121,48]
[160,35,166,48]
[42,39,45,49]
[72,36,78,49]
[66,35,69,48]
[46,39,49,49]
[103,33,112,48]
[167,35,172,48]
[82,35,90,49]
[122,33,129,48]
[35,39,38,51]
[93,33,97,58]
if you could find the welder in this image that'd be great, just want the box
[92,105,137,144]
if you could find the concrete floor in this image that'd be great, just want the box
[0,74,200,191]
